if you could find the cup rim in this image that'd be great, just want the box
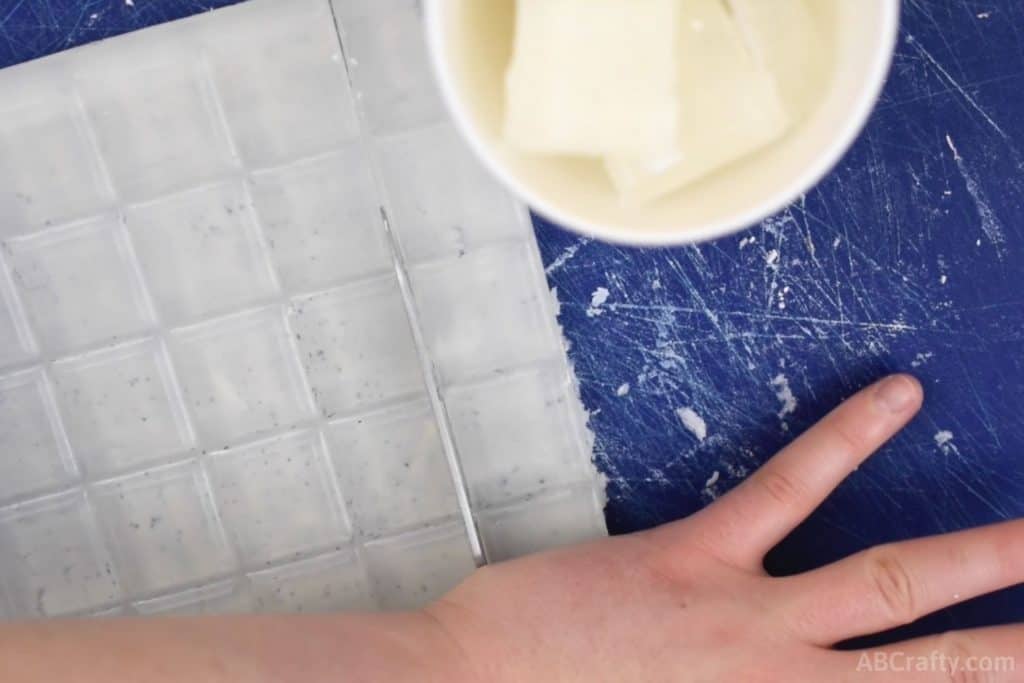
[425,0,902,247]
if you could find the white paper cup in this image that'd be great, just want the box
[425,0,900,246]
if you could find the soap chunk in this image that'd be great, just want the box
[728,0,828,118]
[605,0,791,204]
[504,0,679,158]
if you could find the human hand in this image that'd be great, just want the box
[429,375,1024,682]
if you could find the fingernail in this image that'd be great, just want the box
[874,375,917,413]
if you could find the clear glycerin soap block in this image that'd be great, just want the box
[0,0,605,618]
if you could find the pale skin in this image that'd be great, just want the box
[3,374,1023,682]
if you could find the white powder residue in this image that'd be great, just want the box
[702,469,721,499]
[125,0,135,5]
[777,285,791,310]
[934,430,958,454]
[832,237,842,249]
[946,134,1006,253]
[586,287,610,317]
[765,249,780,266]
[615,383,630,397]
[940,274,948,285]
[977,11,991,18]
[911,351,935,368]
[547,287,562,317]
[739,236,756,250]
[675,407,707,442]
[771,374,797,418]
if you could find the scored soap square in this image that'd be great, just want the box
[446,364,590,507]
[289,278,425,418]
[0,95,111,235]
[0,368,76,502]
[92,460,236,596]
[411,242,561,384]
[77,57,237,201]
[5,216,153,353]
[325,400,458,538]
[334,0,445,134]
[204,0,360,167]
[205,430,350,567]
[478,486,606,563]
[249,144,391,293]
[124,181,278,324]
[0,267,34,370]
[50,338,193,476]
[363,523,476,610]
[248,548,375,613]
[0,490,120,617]
[170,307,314,444]
[377,123,528,264]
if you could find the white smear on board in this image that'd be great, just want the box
[977,11,991,18]
[615,383,630,397]
[946,134,1007,254]
[702,470,721,499]
[771,374,798,418]
[934,430,959,455]
[911,351,935,368]
[739,236,756,249]
[545,237,591,275]
[675,407,707,442]
[586,287,610,317]
[765,249,780,266]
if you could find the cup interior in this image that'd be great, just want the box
[427,0,900,245]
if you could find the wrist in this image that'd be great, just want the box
[420,602,483,683]
[328,608,477,682]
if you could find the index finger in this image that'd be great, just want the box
[682,374,923,570]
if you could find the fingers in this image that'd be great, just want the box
[780,519,1024,645]
[839,626,1024,682]
[680,374,923,569]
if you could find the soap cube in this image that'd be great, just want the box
[504,0,679,158]
[605,0,791,203]
[727,0,828,119]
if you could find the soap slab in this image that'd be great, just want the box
[0,0,605,618]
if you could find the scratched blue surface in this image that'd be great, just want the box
[2,0,1023,639]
